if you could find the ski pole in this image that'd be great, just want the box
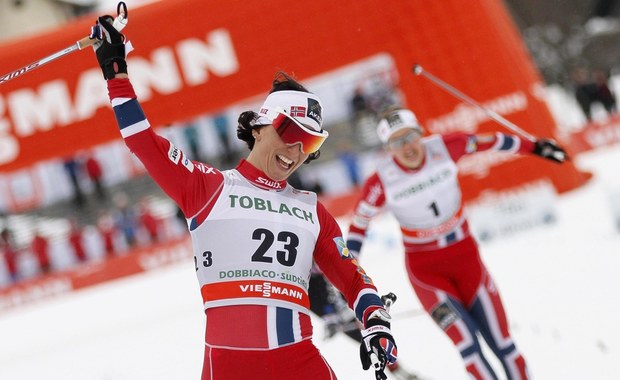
[0,2,128,85]
[412,64,538,142]
[370,292,397,380]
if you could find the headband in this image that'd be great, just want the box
[377,109,424,143]
[256,90,324,131]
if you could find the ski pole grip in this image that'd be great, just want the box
[77,2,128,50]
[77,36,97,50]
[381,292,397,311]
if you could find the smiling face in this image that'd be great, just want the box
[387,128,424,169]
[246,125,310,181]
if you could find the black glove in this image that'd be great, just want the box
[90,15,127,80]
[359,309,398,380]
[533,138,568,163]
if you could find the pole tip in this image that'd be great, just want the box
[412,64,423,75]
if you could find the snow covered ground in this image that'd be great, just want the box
[0,145,619,380]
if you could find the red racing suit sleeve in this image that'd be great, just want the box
[107,78,224,218]
[442,132,536,162]
[346,173,386,259]
[313,201,384,325]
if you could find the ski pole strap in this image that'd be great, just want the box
[373,357,388,380]
[373,292,398,379]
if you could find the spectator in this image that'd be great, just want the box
[63,156,85,207]
[68,219,88,263]
[112,192,139,248]
[336,141,361,187]
[571,67,617,122]
[593,69,617,115]
[350,85,370,119]
[85,153,107,201]
[97,212,118,258]
[31,231,51,275]
[138,199,161,244]
[1,228,19,283]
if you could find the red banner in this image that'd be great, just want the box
[0,237,192,312]
[0,0,588,195]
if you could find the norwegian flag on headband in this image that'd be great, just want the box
[290,106,306,118]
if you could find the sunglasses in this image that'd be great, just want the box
[387,130,421,149]
[271,108,328,154]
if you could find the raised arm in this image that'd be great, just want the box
[92,16,224,217]
[442,132,567,163]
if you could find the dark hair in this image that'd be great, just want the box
[379,105,404,120]
[236,71,321,164]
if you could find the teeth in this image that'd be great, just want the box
[277,155,293,165]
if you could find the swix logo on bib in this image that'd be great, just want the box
[257,176,283,189]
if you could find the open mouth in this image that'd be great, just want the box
[276,154,294,170]
[403,150,417,159]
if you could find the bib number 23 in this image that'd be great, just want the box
[251,228,299,267]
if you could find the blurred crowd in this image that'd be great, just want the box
[0,192,185,288]
[570,67,617,122]
[62,152,107,208]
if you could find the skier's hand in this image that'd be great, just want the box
[359,308,398,380]
[90,15,127,79]
[533,138,568,163]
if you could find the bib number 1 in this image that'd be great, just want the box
[429,201,440,217]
